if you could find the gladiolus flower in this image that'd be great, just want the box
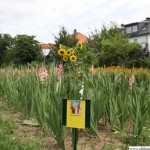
[91,64,94,76]
[129,75,135,90]
[57,63,63,81]
[38,68,48,81]
[20,69,26,75]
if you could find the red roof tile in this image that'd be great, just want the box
[75,32,87,43]
[40,43,55,49]
[70,30,88,43]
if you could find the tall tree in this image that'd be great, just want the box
[88,25,119,53]
[100,31,131,66]
[52,26,78,63]
[12,35,43,64]
[54,26,78,48]
[88,24,147,67]
[0,33,14,65]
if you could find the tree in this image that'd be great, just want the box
[88,25,120,53]
[52,26,78,63]
[12,35,43,64]
[100,31,144,67]
[88,24,148,67]
[0,33,14,65]
[54,26,78,48]
[127,42,149,68]
[88,24,122,66]
[100,31,131,66]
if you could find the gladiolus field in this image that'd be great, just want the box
[0,64,150,149]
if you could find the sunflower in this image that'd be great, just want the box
[78,42,83,49]
[63,55,68,62]
[66,49,72,56]
[70,55,77,62]
[59,44,62,49]
[58,49,66,56]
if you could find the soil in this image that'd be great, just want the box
[0,98,125,150]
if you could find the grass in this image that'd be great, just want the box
[122,120,150,146]
[0,137,42,150]
[0,98,149,150]
[0,64,149,149]
[0,99,43,150]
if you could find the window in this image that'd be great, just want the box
[126,25,138,33]
[132,25,138,32]
[126,27,132,33]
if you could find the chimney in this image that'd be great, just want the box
[121,24,125,28]
[74,29,77,35]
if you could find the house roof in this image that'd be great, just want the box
[40,43,55,49]
[70,29,88,43]
[124,17,150,37]
[74,32,87,43]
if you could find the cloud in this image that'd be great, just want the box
[0,0,150,43]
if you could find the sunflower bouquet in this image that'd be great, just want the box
[57,42,83,63]
[57,42,83,81]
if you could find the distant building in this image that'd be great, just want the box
[122,17,150,51]
[40,43,55,56]
[71,29,88,43]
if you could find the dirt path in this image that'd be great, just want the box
[0,98,125,150]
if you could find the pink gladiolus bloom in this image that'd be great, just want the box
[129,75,135,90]
[91,64,94,76]
[57,63,63,81]
[38,68,48,81]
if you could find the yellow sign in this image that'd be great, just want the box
[62,99,90,129]
[67,100,85,128]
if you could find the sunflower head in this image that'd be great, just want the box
[70,55,77,62]
[59,44,62,49]
[63,55,68,62]
[78,42,83,50]
[66,49,72,56]
[58,49,66,56]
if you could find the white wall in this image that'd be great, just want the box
[42,49,50,56]
[130,34,150,51]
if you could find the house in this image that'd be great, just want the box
[122,17,150,51]
[40,43,55,56]
[71,29,88,43]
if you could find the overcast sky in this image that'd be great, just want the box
[0,0,150,43]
